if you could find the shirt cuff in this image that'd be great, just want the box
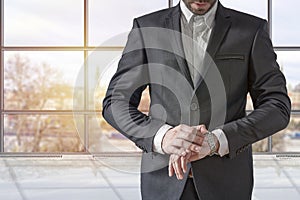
[211,129,229,157]
[153,124,173,154]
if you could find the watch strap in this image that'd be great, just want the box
[204,131,217,156]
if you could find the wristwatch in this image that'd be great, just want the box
[204,131,217,156]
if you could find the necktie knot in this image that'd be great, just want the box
[193,15,205,25]
[192,15,209,43]
[193,15,208,32]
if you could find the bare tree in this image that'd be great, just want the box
[4,54,83,152]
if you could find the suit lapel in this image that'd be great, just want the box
[206,3,231,57]
[165,5,194,88]
[194,3,232,88]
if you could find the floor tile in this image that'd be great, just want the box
[1,156,300,200]
[13,166,109,188]
[118,188,141,200]
[284,167,300,187]
[23,189,120,200]
[253,188,300,200]
[0,188,23,200]
[254,167,292,188]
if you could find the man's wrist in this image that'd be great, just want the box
[213,134,220,154]
[211,129,229,157]
[153,124,173,154]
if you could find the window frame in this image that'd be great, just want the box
[0,0,299,155]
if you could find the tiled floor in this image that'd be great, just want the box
[0,155,300,200]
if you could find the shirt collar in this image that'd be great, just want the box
[180,0,218,28]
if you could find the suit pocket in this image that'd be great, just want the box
[215,54,245,60]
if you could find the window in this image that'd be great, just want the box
[276,51,300,110]
[0,0,168,154]
[1,0,299,154]
[4,51,84,110]
[89,0,168,46]
[4,0,84,46]
[221,0,267,19]
[272,0,300,46]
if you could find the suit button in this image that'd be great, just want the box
[190,102,198,111]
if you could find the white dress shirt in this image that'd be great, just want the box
[153,0,229,157]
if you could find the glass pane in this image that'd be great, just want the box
[252,138,268,152]
[272,115,300,152]
[276,51,300,110]
[4,51,84,110]
[220,0,268,19]
[246,94,254,110]
[4,115,84,152]
[4,0,84,46]
[87,51,121,110]
[89,0,168,46]
[87,50,151,111]
[272,0,300,46]
[88,115,141,153]
[173,0,180,6]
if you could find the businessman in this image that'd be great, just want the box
[102,0,291,199]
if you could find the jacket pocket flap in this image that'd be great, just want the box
[215,54,245,60]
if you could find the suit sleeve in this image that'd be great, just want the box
[102,19,165,153]
[222,20,291,159]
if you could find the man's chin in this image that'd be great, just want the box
[191,8,207,15]
[189,4,210,15]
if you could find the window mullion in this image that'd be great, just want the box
[0,0,4,153]
[84,0,89,151]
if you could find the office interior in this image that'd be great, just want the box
[1,0,300,199]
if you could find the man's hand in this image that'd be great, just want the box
[168,125,220,180]
[168,140,211,180]
[162,124,205,156]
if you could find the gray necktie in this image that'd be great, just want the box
[192,15,209,87]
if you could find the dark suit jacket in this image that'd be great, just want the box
[103,2,291,200]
